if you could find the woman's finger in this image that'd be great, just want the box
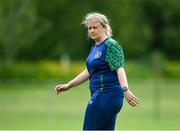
[128,100,136,107]
[133,98,140,105]
[128,97,139,107]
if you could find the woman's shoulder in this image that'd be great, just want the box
[105,37,122,48]
[104,38,125,71]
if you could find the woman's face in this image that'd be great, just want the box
[87,19,106,41]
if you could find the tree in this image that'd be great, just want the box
[0,0,48,64]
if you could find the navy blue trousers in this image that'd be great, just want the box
[83,92,124,130]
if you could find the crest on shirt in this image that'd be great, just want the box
[94,51,102,59]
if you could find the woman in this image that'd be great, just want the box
[55,12,139,130]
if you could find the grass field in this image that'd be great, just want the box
[0,79,180,130]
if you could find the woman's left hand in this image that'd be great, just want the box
[124,90,140,107]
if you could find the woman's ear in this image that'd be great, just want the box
[103,25,108,34]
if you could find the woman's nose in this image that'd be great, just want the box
[90,28,94,33]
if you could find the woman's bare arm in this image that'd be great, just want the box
[55,69,89,94]
[117,67,140,107]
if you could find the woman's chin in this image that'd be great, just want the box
[90,36,97,40]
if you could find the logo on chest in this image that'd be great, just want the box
[94,51,102,59]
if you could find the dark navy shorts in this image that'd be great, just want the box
[83,92,124,130]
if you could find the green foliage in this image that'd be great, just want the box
[0,0,49,64]
[0,61,180,79]
[0,0,179,62]
[163,61,180,78]
[0,61,86,80]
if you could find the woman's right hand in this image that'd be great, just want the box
[54,84,70,95]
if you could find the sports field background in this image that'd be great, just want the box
[0,0,180,130]
[0,79,180,130]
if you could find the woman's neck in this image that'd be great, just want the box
[95,35,108,45]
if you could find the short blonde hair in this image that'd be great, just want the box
[82,12,112,37]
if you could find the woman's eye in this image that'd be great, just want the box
[88,26,98,30]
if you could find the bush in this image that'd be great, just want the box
[0,61,85,80]
[0,60,179,80]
